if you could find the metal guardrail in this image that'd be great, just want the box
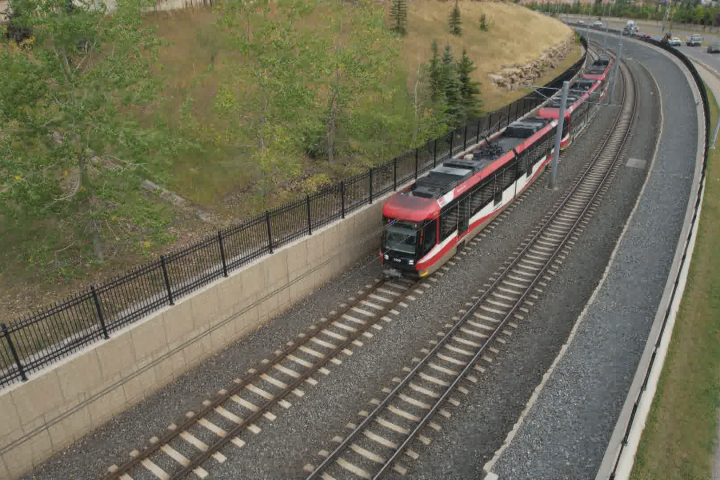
[0,40,588,390]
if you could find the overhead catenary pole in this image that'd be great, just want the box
[548,81,569,191]
[604,1,610,47]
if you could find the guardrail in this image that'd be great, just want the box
[0,39,589,390]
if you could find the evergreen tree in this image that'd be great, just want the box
[449,0,462,36]
[440,43,461,122]
[456,48,482,120]
[390,0,408,36]
[429,40,442,102]
[480,13,489,31]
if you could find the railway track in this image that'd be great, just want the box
[102,275,422,480]
[304,47,635,480]
[99,43,608,480]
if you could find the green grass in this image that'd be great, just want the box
[630,86,720,479]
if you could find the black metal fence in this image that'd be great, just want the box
[0,41,588,389]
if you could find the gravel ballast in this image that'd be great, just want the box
[487,34,699,480]
[22,50,642,480]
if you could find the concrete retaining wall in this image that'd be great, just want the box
[0,197,385,480]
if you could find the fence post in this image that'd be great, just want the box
[91,286,109,340]
[218,231,228,277]
[476,120,481,144]
[433,140,437,167]
[2,323,27,381]
[306,195,312,235]
[266,211,274,253]
[393,158,397,191]
[463,124,468,151]
[341,181,346,219]
[414,149,419,180]
[369,168,373,204]
[160,255,174,306]
[449,133,454,158]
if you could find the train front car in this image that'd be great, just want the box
[381,116,555,277]
[380,193,439,276]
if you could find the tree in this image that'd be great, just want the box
[456,48,482,121]
[440,43,461,122]
[480,13,489,32]
[1,0,165,263]
[390,0,408,36]
[428,39,442,102]
[449,0,462,36]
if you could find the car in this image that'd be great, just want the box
[668,36,682,46]
[593,20,603,28]
[686,34,702,46]
[641,34,652,39]
[708,43,720,53]
[578,20,585,25]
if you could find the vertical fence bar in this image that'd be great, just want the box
[3,323,27,381]
[463,124,468,151]
[393,158,397,191]
[266,211,274,253]
[433,140,438,167]
[369,168,374,204]
[306,195,312,235]
[91,286,109,340]
[415,149,419,180]
[161,255,174,306]
[341,181,346,219]
[476,120,481,144]
[449,134,453,158]
[218,231,228,277]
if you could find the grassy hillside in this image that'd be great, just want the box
[0,0,578,322]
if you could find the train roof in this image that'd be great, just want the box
[382,117,554,221]
[592,56,610,66]
[571,79,596,92]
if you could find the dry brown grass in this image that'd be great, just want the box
[400,1,576,109]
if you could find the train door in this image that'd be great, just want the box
[493,174,502,209]
[458,196,470,237]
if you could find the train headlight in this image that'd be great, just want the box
[409,260,414,266]
[384,254,389,260]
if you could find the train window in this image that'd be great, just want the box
[503,161,516,191]
[440,204,458,241]
[562,121,569,138]
[421,220,437,256]
[470,179,493,215]
[516,152,527,179]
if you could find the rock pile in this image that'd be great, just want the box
[488,35,577,91]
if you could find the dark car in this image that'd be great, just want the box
[708,43,720,53]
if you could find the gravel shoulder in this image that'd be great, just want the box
[487,33,697,480]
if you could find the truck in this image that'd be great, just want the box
[623,20,638,36]
[686,34,702,46]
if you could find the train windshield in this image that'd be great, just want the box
[383,221,418,255]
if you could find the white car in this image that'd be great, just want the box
[578,20,585,25]
[669,36,682,46]
[593,20,603,28]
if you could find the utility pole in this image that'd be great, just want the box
[661,1,670,35]
[604,1,610,47]
[609,42,623,106]
[548,81,569,190]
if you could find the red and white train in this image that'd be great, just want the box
[380,56,610,277]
